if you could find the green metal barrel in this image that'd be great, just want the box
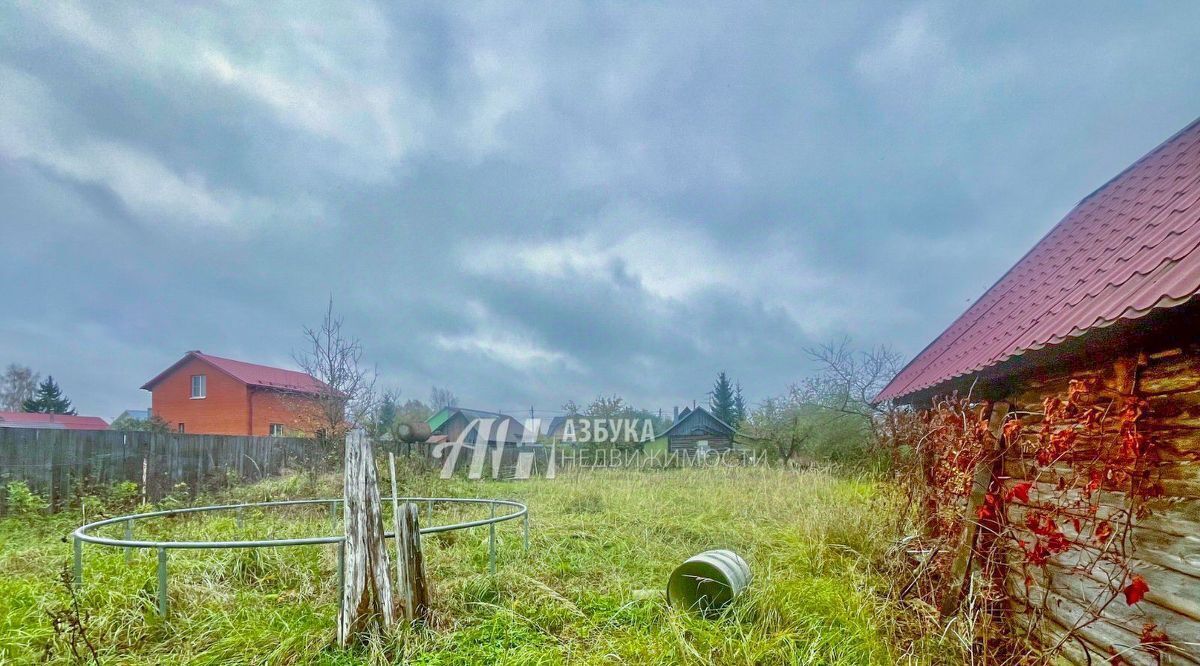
[666,549,751,616]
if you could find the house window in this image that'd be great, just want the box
[190,374,206,399]
[269,423,284,437]
[178,423,185,433]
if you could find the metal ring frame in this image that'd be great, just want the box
[71,497,530,619]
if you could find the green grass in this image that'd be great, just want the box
[0,466,960,664]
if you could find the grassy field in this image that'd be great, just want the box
[0,466,958,665]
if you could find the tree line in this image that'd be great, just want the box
[6,300,899,464]
[560,395,672,434]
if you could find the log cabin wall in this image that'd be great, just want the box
[666,433,734,453]
[993,343,1200,665]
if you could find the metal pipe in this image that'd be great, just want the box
[336,541,345,621]
[388,453,402,591]
[72,497,526,549]
[489,503,497,575]
[67,496,529,632]
[237,507,244,530]
[124,519,133,564]
[157,548,168,618]
[329,500,337,534]
[73,536,82,588]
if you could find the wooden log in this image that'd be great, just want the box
[986,347,1200,655]
[338,429,395,646]
[396,502,430,622]
[1139,353,1200,395]
[1039,559,1200,658]
[1010,577,1165,666]
[940,401,1007,615]
[1008,609,1095,666]
[1010,568,1200,666]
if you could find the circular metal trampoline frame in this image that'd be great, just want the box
[71,496,529,618]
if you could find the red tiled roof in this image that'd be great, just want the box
[0,412,109,430]
[878,117,1200,402]
[141,351,327,395]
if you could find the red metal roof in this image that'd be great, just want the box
[878,117,1200,402]
[141,351,327,395]
[0,412,109,430]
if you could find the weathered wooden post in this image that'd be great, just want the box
[387,442,430,622]
[395,502,430,622]
[940,402,1009,616]
[338,428,396,646]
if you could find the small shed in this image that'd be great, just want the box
[878,117,1200,663]
[660,406,736,453]
[428,407,526,446]
[115,409,150,422]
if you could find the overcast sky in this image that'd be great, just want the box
[2,2,1199,420]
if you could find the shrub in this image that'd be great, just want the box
[6,480,48,515]
[157,482,190,510]
[108,481,141,509]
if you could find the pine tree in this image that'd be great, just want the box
[732,382,747,428]
[710,371,736,425]
[377,392,398,430]
[21,376,76,415]
[373,391,398,439]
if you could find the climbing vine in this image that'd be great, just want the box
[886,375,1174,664]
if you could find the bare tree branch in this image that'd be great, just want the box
[292,297,377,451]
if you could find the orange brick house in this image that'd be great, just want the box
[141,351,327,436]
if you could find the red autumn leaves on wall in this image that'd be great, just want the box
[1123,575,1149,605]
[906,372,1168,658]
[1004,481,1032,503]
[1004,377,1158,591]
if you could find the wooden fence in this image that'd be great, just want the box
[0,428,327,514]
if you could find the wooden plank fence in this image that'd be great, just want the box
[0,428,327,514]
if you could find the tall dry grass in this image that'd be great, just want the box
[0,465,965,664]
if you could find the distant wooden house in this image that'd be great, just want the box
[115,409,150,422]
[427,407,526,446]
[545,416,571,442]
[659,406,735,453]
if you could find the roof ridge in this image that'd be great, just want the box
[1075,115,1200,208]
[196,351,307,373]
[976,195,1200,366]
[879,117,1200,402]
[143,351,325,394]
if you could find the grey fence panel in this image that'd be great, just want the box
[0,428,325,514]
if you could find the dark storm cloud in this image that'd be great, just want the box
[1,1,1198,419]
